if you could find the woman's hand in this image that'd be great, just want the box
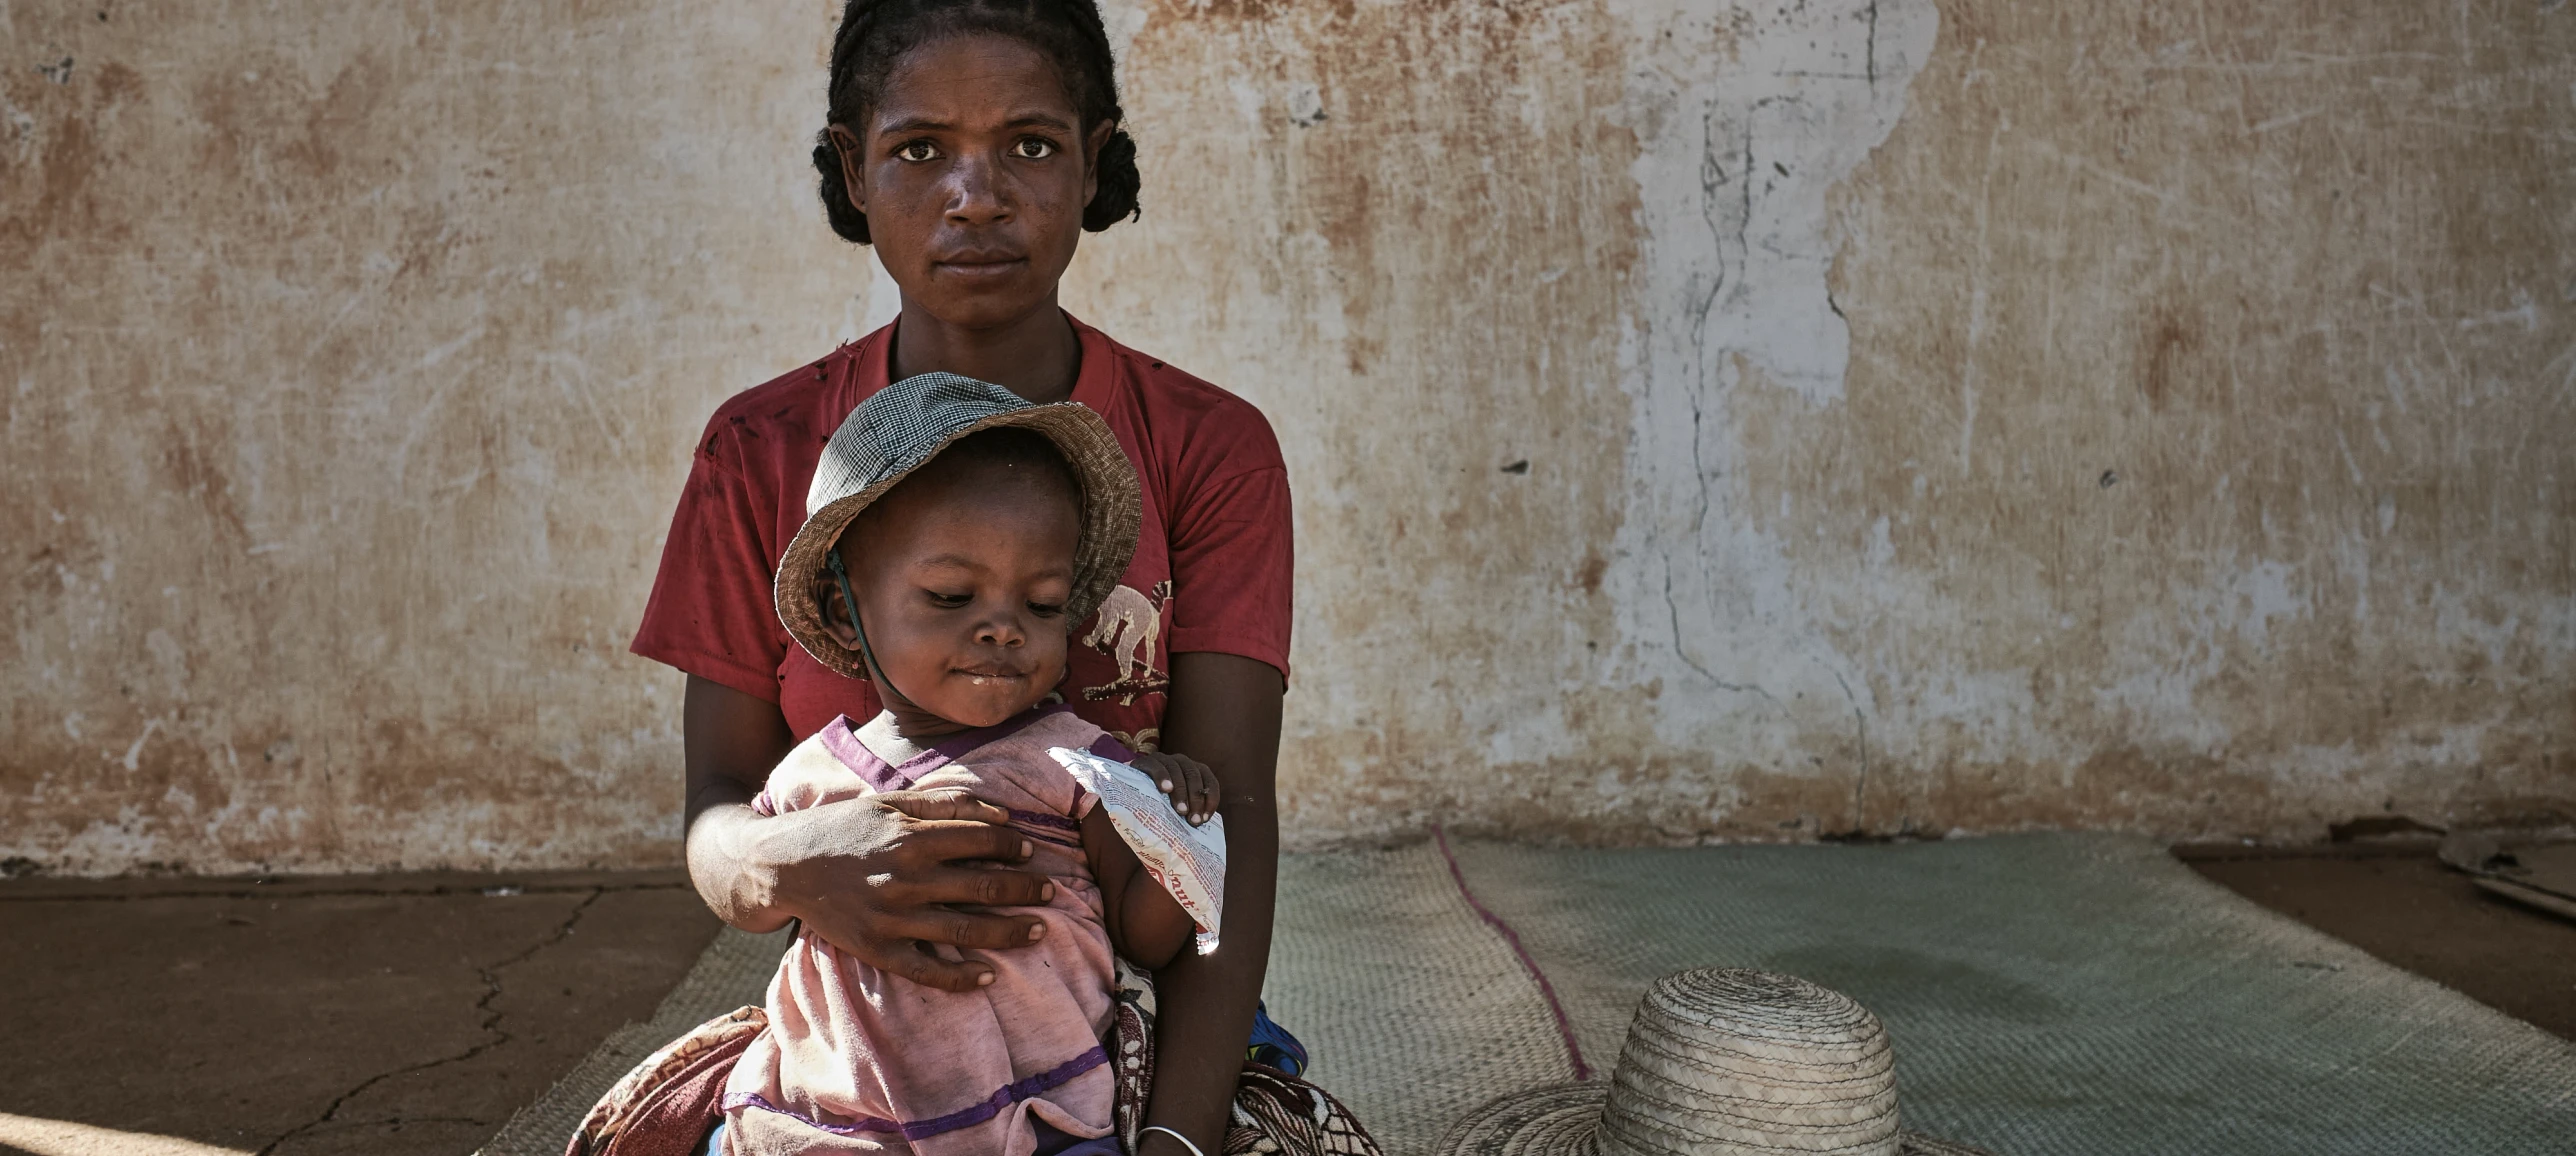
[1133,751,1220,826]
[681,676,1053,993]
[754,787,1058,991]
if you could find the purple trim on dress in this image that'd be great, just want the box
[1085,733,1136,763]
[722,1092,899,1137]
[925,702,1077,763]
[1008,808,1083,833]
[723,1046,1110,1141]
[816,709,1091,847]
[817,715,914,793]
[825,705,1081,791]
[898,1046,1109,1140]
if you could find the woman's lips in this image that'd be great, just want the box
[932,253,1027,278]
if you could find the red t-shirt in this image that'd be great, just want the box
[631,315,1291,754]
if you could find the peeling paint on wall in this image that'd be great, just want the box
[3,1,2570,872]
[1083,0,2574,846]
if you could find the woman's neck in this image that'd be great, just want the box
[887,298,1081,405]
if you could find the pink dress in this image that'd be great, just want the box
[722,706,1136,1156]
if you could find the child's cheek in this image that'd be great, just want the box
[1040,631,1071,683]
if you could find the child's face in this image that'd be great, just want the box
[824,459,1080,737]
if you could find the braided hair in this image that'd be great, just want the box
[815,0,1142,245]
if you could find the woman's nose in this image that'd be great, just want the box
[944,154,1013,224]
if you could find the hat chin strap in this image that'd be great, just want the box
[825,549,915,712]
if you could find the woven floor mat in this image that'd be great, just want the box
[481,834,2576,1156]
[1260,842,1577,1155]
[1448,832,2576,1155]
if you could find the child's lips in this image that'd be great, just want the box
[953,666,1032,683]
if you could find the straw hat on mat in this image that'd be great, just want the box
[775,371,1142,680]
[1434,969,1992,1156]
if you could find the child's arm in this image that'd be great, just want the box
[1084,807,1193,968]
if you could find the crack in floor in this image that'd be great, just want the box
[253,888,608,1155]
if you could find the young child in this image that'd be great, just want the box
[721,372,1223,1156]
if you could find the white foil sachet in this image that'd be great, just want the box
[1049,745,1226,955]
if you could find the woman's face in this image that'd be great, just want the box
[833,34,1110,330]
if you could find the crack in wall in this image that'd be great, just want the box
[1828,668,1874,833]
[1603,0,1936,821]
[253,888,606,1155]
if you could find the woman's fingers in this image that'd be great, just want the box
[874,940,998,993]
[754,790,1066,992]
[891,860,1057,911]
[878,787,1012,825]
[896,816,1038,865]
[874,903,1048,951]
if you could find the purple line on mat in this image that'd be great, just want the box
[1432,823,1592,1082]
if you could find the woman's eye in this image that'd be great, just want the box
[1012,137,1056,160]
[895,140,939,162]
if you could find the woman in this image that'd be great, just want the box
[627,2,1295,1154]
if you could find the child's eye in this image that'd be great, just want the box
[927,591,972,608]
[895,139,940,162]
[1011,137,1056,160]
[1027,601,1064,618]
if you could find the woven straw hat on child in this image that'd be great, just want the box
[1434,970,1992,1156]
[774,371,1142,681]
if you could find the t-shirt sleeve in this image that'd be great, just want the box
[1163,417,1293,679]
[630,417,789,702]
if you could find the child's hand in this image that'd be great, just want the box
[1130,752,1219,826]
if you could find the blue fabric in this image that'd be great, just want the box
[1032,1118,1125,1156]
[1246,1000,1308,1076]
[691,1117,727,1156]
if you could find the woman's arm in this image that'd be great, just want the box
[1137,652,1286,1156]
[683,675,1061,991]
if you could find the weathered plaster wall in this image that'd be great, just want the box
[5,1,2569,871]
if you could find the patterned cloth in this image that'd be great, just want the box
[1105,961,1380,1156]
[569,1007,766,1156]
[571,968,1379,1156]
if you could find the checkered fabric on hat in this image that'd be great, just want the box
[774,371,1143,681]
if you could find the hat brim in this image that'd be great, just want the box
[1431,1084,1994,1156]
[774,402,1143,682]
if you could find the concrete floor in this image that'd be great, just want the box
[2177,841,2576,1040]
[0,845,2566,1156]
[0,871,719,1156]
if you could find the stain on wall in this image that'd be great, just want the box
[1,4,855,871]
[3,0,2568,871]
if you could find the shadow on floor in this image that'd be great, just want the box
[0,871,719,1156]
